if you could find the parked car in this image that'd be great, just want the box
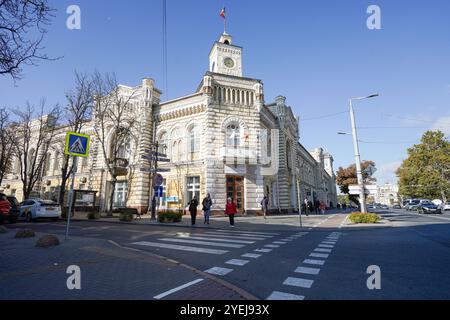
[6,196,20,223]
[444,202,450,211]
[392,204,402,209]
[0,193,12,224]
[417,203,442,214]
[19,199,62,222]
[405,199,421,211]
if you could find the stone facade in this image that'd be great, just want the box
[1,33,337,214]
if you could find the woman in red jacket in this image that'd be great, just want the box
[225,197,237,227]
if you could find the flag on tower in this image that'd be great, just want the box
[220,7,226,19]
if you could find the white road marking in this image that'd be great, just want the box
[310,252,329,259]
[226,259,250,266]
[242,253,261,259]
[339,215,350,228]
[314,248,332,253]
[264,244,280,248]
[210,231,274,238]
[322,241,336,245]
[216,229,279,236]
[204,267,233,276]
[132,242,227,255]
[153,279,204,300]
[177,235,255,244]
[158,238,244,249]
[303,259,325,266]
[295,266,320,275]
[273,241,287,245]
[283,277,314,289]
[255,248,272,253]
[202,232,267,241]
[319,244,334,248]
[266,291,305,300]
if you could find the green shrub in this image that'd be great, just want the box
[119,212,134,222]
[87,212,101,220]
[158,210,183,223]
[349,212,380,224]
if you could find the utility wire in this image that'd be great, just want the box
[300,111,348,122]
[384,114,450,125]
[163,0,168,99]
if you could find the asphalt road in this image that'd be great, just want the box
[3,208,450,300]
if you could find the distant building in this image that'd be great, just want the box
[375,183,399,205]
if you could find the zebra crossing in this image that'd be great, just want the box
[131,229,283,256]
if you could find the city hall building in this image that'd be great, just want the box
[1,33,337,214]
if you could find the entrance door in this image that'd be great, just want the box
[226,176,245,213]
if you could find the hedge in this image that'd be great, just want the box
[349,212,380,224]
[158,211,183,223]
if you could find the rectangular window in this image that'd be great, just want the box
[187,176,200,204]
[114,181,128,208]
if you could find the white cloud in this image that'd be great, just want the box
[431,117,450,136]
[373,161,402,185]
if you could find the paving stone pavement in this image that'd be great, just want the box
[0,228,252,300]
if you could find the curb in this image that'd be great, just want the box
[107,240,258,300]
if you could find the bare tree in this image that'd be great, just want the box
[0,107,14,186]
[0,0,56,80]
[55,71,94,206]
[91,72,137,215]
[11,100,60,199]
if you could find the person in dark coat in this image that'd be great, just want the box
[202,193,212,225]
[314,199,320,214]
[189,196,199,226]
[308,200,314,214]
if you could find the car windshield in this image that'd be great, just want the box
[411,201,420,205]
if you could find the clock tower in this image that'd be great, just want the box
[209,33,243,77]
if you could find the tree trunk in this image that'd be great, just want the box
[107,178,117,217]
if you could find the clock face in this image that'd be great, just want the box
[224,57,235,69]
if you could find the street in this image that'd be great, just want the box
[2,208,450,300]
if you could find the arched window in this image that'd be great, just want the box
[158,132,168,154]
[117,136,131,162]
[226,123,240,147]
[44,153,51,175]
[188,126,199,153]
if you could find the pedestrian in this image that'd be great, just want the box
[225,197,237,227]
[261,196,269,219]
[308,200,314,215]
[202,193,212,225]
[337,203,341,210]
[342,203,347,211]
[303,198,309,216]
[320,201,326,215]
[314,199,320,215]
[189,196,199,226]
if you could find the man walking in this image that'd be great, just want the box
[202,193,212,225]
[189,196,199,226]
[303,198,309,216]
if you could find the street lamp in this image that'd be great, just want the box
[348,94,379,213]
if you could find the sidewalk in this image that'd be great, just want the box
[0,227,254,300]
[70,209,348,229]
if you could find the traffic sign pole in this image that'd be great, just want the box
[65,157,78,240]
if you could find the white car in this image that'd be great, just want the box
[19,199,62,222]
[444,202,450,211]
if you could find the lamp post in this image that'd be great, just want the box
[340,94,379,213]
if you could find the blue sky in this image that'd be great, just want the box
[1,0,450,185]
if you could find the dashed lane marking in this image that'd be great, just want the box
[303,259,326,266]
[204,267,233,276]
[314,248,332,253]
[241,253,261,259]
[295,266,320,275]
[176,235,256,244]
[310,253,329,259]
[226,259,250,266]
[254,248,272,253]
[283,277,314,289]
[266,291,305,300]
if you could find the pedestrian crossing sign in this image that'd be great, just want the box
[65,132,90,157]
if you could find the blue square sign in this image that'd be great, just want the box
[65,132,90,157]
